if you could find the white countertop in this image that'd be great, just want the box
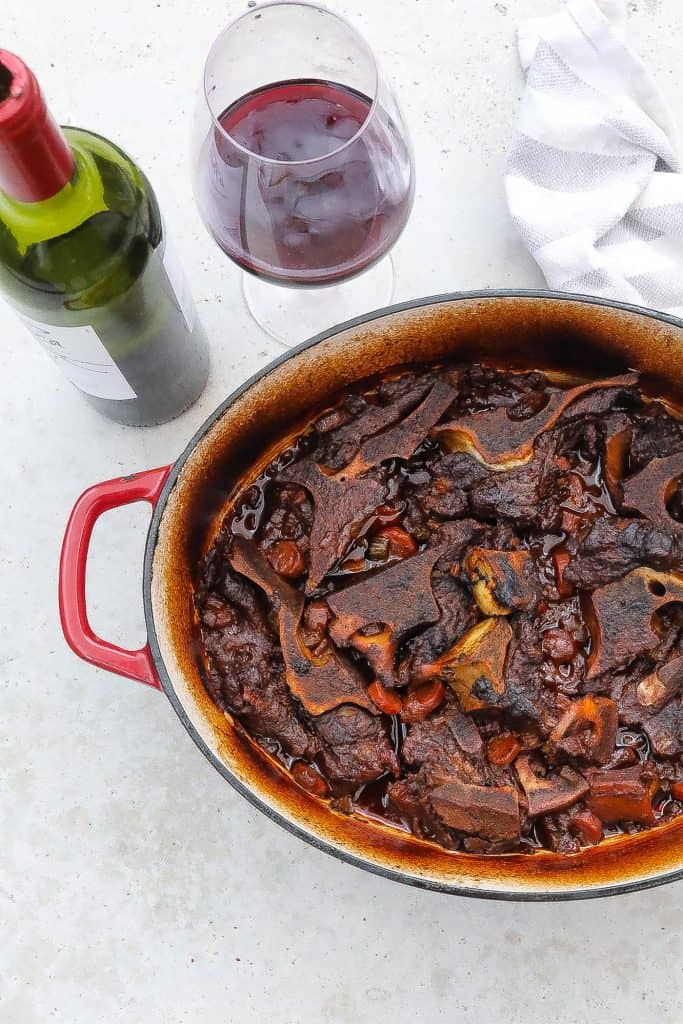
[2,1,682,1021]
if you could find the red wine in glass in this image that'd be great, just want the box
[199,78,414,286]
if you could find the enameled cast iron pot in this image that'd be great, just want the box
[59,290,683,900]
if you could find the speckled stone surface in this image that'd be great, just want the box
[1,1,682,1021]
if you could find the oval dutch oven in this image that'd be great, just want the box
[59,290,683,900]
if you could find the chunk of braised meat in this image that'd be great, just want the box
[562,378,640,421]
[409,451,490,519]
[642,700,683,759]
[430,778,521,844]
[565,514,683,587]
[434,372,636,467]
[387,762,521,850]
[612,611,683,730]
[608,656,666,719]
[329,519,487,686]
[446,365,550,417]
[587,762,661,825]
[282,379,456,591]
[502,616,560,729]
[585,568,683,679]
[311,374,435,470]
[621,453,683,529]
[229,537,375,716]
[342,380,456,478]
[469,420,597,529]
[536,812,581,854]
[385,769,459,849]
[628,402,683,471]
[197,573,317,761]
[401,695,486,779]
[327,546,444,685]
[259,484,313,553]
[539,799,622,852]
[313,706,399,790]
[376,370,439,406]
[400,521,485,678]
[279,458,387,592]
[515,755,589,816]
[549,696,618,765]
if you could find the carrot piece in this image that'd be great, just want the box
[671,781,683,802]
[291,761,329,797]
[368,680,403,716]
[486,733,521,767]
[401,680,445,723]
[552,547,574,597]
[587,767,658,825]
[268,539,306,578]
[376,525,418,560]
[571,809,604,846]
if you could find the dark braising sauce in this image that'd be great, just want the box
[195,362,683,855]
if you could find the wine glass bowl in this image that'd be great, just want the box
[192,1,414,299]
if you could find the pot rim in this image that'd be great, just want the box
[142,287,683,900]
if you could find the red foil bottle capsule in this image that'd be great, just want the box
[0,51,74,201]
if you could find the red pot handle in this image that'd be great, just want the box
[58,465,172,689]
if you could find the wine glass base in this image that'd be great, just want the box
[242,257,395,348]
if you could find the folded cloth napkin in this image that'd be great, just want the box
[505,0,683,317]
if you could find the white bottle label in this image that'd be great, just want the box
[17,315,137,401]
[162,234,196,331]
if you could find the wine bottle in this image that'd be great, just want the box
[0,51,209,426]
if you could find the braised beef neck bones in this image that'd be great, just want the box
[196,363,683,855]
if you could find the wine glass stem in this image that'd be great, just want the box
[242,255,396,348]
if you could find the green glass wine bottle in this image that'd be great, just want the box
[0,51,209,426]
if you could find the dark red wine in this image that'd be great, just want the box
[199,79,413,285]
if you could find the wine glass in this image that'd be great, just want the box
[191,0,415,346]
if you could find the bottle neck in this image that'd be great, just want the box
[0,134,108,255]
[0,50,74,203]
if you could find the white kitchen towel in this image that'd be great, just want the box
[505,0,683,317]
